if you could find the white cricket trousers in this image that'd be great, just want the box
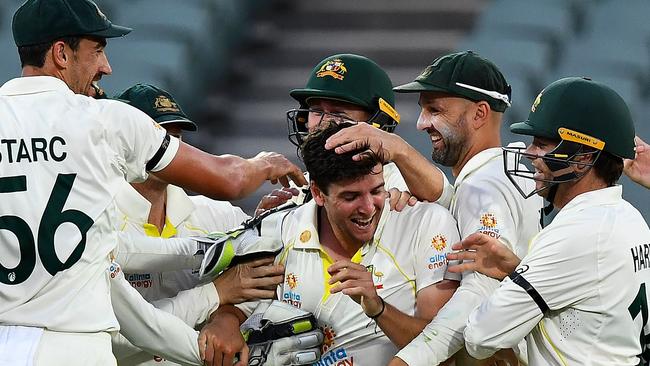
[0,325,116,365]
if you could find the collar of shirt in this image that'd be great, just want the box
[115,182,195,227]
[0,76,73,96]
[557,185,623,217]
[454,147,502,188]
[454,142,526,188]
[289,199,392,260]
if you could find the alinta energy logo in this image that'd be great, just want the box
[282,273,302,308]
[316,326,354,366]
[429,234,448,270]
[479,213,500,239]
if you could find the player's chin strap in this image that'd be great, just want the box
[540,184,557,228]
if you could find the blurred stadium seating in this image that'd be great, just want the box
[0,0,646,218]
[461,0,650,220]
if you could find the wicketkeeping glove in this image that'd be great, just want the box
[196,202,298,283]
[241,301,323,366]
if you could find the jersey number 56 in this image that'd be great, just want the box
[0,174,93,285]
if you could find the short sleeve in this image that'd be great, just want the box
[102,101,179,182]
[454,176,519,251]
[413,204,461,292]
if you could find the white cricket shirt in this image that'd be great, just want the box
[0,76,177,333]
[465,186,650,365]
[397,145,542,365]
[274,199,459,366]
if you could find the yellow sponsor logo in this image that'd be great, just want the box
[378,98,400,123]
[558,128,605,150]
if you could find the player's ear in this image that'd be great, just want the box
[311,182,326,207]
[471,100,490,130]
[50,41,69,69]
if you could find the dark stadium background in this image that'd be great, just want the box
[2,0,646,220]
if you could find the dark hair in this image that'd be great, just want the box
[300,122,382,194]
[18,36,82,68]
[592,151,624,186]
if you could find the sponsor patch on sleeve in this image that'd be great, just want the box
[478,213,501,239]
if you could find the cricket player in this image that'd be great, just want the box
[326,51,543,365]
[108,83,284,365]
[449,77,650,365]
[255,53,453,214]
[207,122,460,366]
[0,0,305,364]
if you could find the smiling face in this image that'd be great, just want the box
[64,37,112,97]
[312,163,386,247]
[416,91,473,168]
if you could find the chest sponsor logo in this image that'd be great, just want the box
[315,347,353,366]
[283,272,302,308]
[479,213,500,239]
[315,325,354,366]
[126,273,153,288]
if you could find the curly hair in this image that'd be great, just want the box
[300,122,382,194]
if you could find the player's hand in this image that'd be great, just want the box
[252,152,307,188]
[327,260,383,317]
[255,187,300,216]
[387,188,417,212]
[199,311,248,366]
[213,256,284,305]
[446,233,521,280]
[624,136,650,189]
[324,123,403,162]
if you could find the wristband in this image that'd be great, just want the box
[368,297,385,320]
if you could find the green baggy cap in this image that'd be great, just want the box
[13,0,132,47]
[115,84,197,132]
[394,51,511,112]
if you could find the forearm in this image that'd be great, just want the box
[374,301,430,349]
[155,143,273,200]
[395,275,496,366]
[115,233,200,273]
[212,303,248,324]
[111,273,203,365]
[391,141,445,203]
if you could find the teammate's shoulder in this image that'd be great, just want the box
[391,200,456,224]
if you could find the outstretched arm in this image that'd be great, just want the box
[155,142,307,200]
[325,123,448,203]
